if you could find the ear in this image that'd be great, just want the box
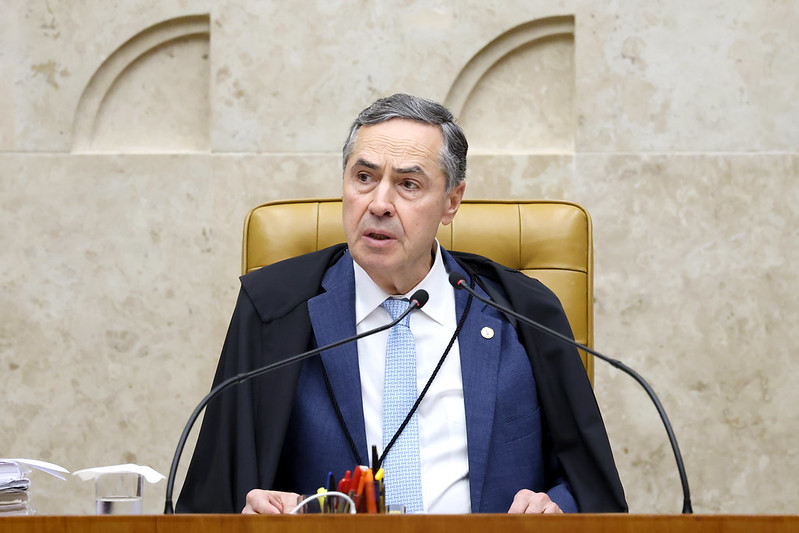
[440,181,466,226]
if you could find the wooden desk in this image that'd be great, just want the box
[1,514,798,533]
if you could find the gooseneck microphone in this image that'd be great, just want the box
[163,289,430,514]
[448,272,692,514]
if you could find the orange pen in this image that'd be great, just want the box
[363,469,377,513]
[355,466,369,513]
[348,466,363,512]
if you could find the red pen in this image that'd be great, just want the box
[348,466,363,512]
[349,466,362,496]
[338,470,351,494]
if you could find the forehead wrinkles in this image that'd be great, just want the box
[352,125,443,172]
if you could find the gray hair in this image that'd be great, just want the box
[342,94,468,191]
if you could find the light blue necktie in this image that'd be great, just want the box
[381,298,424,513]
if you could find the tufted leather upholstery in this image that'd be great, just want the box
[242,199,594,383]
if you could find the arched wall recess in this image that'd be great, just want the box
[72,14,210,153]
[445,16,576,153]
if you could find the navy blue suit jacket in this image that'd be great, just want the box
[274,249,576,512]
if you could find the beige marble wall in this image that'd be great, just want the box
[1,0,797,515]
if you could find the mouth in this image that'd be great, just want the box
[367,232,391,240]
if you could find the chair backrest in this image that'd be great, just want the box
[243,198,594,384]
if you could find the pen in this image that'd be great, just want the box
[349,466,363,512]
[316,487,327,514]
[364,469,377,514]
[355,466,368,513]
[335,470,352,513]
[338,470,351,493]
[338,470,350,504]
[325,472,336,513]
[371,444,379,471]
[349,466,362,497]
[374,468,385,513]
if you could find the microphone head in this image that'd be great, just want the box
[410,289,430,309]
[448,272,466,289]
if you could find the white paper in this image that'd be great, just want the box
[0,479,30,492]
[0,462,24,484]
[72,464,165,484]
[2,459,69,481]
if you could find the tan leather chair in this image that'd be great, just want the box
[242,199,594,384]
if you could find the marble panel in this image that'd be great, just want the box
[0,152,347,514]
[2,0,581,153]
[1,1,211,152]
[210,0,574,152]
[74,17,211,153]
[207,153,344,276]
[458,33,576,153]
[0,154,222,513]
[574,0,799,152]
[465,154,575,199]
[573,153,799,513]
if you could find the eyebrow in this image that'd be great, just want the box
[396,165,425,175]
[352,158,427,176]
[353,158,379,170]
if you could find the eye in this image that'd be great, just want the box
[401,179,419,190]
[356,172,373,184]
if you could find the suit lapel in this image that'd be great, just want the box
[306,252,370,464]
[446,253,502,513]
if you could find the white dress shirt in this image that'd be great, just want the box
[353,243,471,513]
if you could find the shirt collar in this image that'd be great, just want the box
[353,240,450,327]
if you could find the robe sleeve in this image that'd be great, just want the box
[504,270,627,512]
[176,246,342,513]
[176,288,265,513]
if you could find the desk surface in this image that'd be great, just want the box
[0,514,798,533]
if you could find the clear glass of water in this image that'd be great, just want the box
[95,472,143,515]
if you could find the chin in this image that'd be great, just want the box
[356,254,396,272]
[351,248,398,273]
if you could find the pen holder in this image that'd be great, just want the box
[291,491,357,514]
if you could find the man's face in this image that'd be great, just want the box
[342,118,465,295]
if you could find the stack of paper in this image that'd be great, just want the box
[0,461,32,515]
[0,458,69,515]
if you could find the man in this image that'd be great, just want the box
[177,94,626,514]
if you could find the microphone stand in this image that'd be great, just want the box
[163,291,428,514]
[450,274,692,514]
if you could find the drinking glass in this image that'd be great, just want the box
[94,472,143,515]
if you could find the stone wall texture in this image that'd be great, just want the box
[1,0,797,515]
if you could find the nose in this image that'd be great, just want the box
[368,178,395,217]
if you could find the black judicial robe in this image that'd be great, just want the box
[176,244,627,513]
